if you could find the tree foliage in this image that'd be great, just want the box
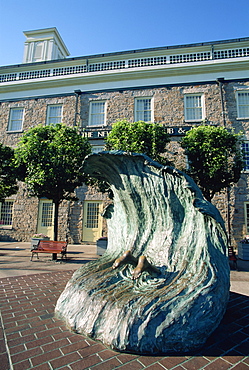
[0,143,18,203]
[105,120,170,164]
[180,125,244,202]
[15,124,92,239]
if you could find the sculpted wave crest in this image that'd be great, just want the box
[55,151,230,354]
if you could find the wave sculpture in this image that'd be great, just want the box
[55,151,230,354]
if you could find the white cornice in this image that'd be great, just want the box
[0,59,249,101]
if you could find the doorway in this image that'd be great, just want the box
[37,199,54,240]
[82,201,103,242]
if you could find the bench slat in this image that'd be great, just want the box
[31,240,67,261]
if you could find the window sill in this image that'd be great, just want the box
[6,130,23,134]
[236,117,249,120]
[0,225,13,229]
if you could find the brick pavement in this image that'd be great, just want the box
[0,271,249,370]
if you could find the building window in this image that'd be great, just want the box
[92,145,104,153]
[46,104,63,125]
[8,108,24,131]
[41,202,53,227]
[244,203,249,234]
[242,141,249,171]
[86,203,100,228]
[89,101,106,126]
[184,94,204,121]
[135,98,153,122]
[237,91,249,119]
[0,200,14,226]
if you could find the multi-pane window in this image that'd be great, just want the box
[8,108,24,131]
[184,94,204,121]
[242,141,249,171]
[0,201,14,226]
[41,202,53,227]
[86,203,99,228]
[46,104,63,125]
[244,203,249,234]
[237,91,249,119]
[89,101,106,126]
[135,98,153,122]
[92,145,104,153]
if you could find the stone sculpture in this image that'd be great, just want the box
[55,151,230,354]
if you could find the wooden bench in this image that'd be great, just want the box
[31,240,67,261]
[228,246,237,270]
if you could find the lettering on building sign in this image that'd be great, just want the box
[82,129,111,139]
[165,127,192,136]
[82,126,192,140]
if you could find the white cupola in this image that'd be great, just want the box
[23,27,70,63]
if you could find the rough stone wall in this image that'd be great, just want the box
[0,182,39,241]
[230,175,249,247]
[0,95,77,242]
[0,96,76,147]
[80,84,227,128]
[79,82,249,246]
[0,81,249,244]
[222,82,249,246]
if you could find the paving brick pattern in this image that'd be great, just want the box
[0,271,248,370]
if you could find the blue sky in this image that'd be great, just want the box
[0,0,248,66]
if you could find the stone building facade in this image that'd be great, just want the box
[0,28,249,246]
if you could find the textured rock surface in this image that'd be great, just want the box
[55,151,230,354]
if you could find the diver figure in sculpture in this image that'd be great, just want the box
[112,250,160,279]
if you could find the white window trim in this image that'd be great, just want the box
[7,107,24,132]
[88,101,107,127]
[184,94,205,122]
[46,104,63,125]
[242,141,249,172]
[236,91,249,120]
[0,200,14,229]
[134,97,154,122]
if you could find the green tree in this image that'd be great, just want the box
[180,125,244,202]
[0,143,18,203]
[105,120,170,165]
[15,124,92,241]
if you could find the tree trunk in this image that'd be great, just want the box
[53,201,60,260]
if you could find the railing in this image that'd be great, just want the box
[88,61,125,72]
[53,65,87,76]
[0,73,18,82]
[19,70,51,80]
[127,56,167,68]
[169,52,211,63]
[1,46,249,83]
[214,48,249,59]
